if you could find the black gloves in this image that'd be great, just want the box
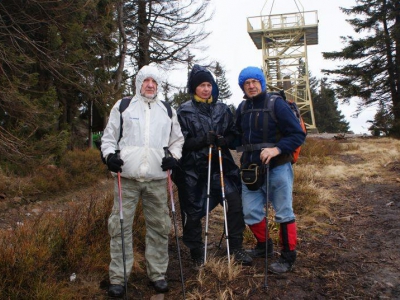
[216,135,227,147]
[204,131,217,145]
[183,132,228,150]
[161,156,177,171]
[106,153,124,173]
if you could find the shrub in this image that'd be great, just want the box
[32,165,70,194]
[60,148,106,186]
[298,137,343,165]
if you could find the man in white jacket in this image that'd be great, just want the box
[101,65,184,298]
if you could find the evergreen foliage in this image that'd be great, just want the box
[172,90,190,109]
[312,78,350,133]
[367,100,394,136]
[0,0,117,170]
[322,0,400,137]
[0,0,212,172]
[214,62,232,102]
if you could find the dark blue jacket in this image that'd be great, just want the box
[235,91,306,168]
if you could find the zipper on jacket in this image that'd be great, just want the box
[255,112,259,129]
[148,102,151,109]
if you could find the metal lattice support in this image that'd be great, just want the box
[247,9,318,131]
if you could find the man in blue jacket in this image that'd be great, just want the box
[235,66,306,273]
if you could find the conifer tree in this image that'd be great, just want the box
[322,0,400,136]
[312,78,350,133]
[214,62,232,103]
[0,0,116,167]
[367,100,394,136]
[172,90,190,109]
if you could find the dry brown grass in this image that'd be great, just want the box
[185,255,245,300]
[294,137,400,233]
[0,195,111,299]
[0,148,107,200]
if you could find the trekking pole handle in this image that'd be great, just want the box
[163,146,171,158]
[163,147,176,211]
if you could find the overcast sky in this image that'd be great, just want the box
[170,0,375,134]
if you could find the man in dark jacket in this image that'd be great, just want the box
[174,64,252,268]
[235,66,306,273]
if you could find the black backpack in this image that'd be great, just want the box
[99,96,172,164]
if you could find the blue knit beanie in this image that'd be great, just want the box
[238,66,266,92]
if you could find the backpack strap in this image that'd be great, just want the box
[236,142,275,153]
[262,94,270,143]
[161,100,172,118]
[266,93,279,123]
[236,95,276,153]
[118,96,133,144]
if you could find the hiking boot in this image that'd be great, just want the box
[246,239,274,258]
[192,255,205,270]
[150,279,169,293]
[108,284,125,298]
[190,247,205,270]
[269,250,296,274]
[269,258,294,274]
[231,248,253,266]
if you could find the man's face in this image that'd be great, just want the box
[195,82,212,99]
[243,79,262,97]
[140,77,158,98]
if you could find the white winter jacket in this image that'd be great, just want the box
[101,65,184,181]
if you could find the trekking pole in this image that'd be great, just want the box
[264,163,270,289]
[217,146,230,264]
[163,147,186,299]
[116,151,128,299]
[204,144,213,264]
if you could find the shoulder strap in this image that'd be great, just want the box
[240,100,268,115]
[119,96,133,114]
[161,100,172,118]
[118,96,133,144]
[266,93,279,123]
[263,95,270,142]
[240,100,247,116]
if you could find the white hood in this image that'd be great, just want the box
[135,65,162,103]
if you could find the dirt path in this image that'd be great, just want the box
[287,176,400,299]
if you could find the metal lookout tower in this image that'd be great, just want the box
[247,0,318,131]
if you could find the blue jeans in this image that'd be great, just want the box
[242,162,295,225]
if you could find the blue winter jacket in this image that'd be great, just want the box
[235,91,306,168]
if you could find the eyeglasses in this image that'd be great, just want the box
[243,80,260,87]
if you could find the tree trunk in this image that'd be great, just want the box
[114,0,127,92]
[137,0,150,68]
[393,0,400,136]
